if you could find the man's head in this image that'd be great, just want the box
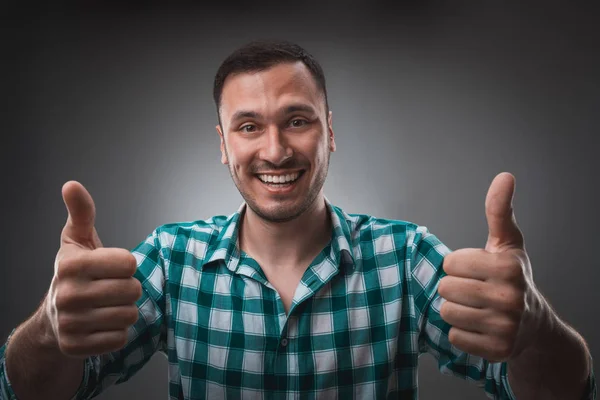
[214,40,336,223]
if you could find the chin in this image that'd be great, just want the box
[234,169,325,223]
[249,199,307,223]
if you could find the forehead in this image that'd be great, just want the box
[220,61,324,119]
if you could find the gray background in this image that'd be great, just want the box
[2,2,599,399]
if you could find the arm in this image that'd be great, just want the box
[1,182,167,400]
[435,173,595,399]
[0,232,166,400]
[2,303,84,400]
[409,226,515,399]
[507,296,595,399]
[1,285,166,400]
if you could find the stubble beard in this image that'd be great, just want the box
[227,151,330,224]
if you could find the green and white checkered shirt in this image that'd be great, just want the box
[1,200,596,399]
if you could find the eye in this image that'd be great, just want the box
[289,118,308,128]
[240,124,258,133]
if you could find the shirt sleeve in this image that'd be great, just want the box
[408,226,597,400]
[408,225,516,399]
[1,329,17,399]
[0,229,168,400]
[72,229,168,399]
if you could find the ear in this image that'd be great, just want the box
[327,110,336,152]
[216,124,229,164]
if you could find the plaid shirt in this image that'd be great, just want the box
[1,200,596,399]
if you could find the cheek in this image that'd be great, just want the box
[226,140,255,174]
[312,141,330,166]
[296,134,326,162]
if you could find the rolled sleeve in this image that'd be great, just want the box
[581,355,597,400]
[1,329,17,400]
[409,226,516,399]
[1,229,167,400]
[72,229,168,399]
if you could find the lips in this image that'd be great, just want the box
[255,170,305,192]
[256,170,304,184]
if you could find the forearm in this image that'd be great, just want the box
[5,303,84,400]
[507,299,591,400]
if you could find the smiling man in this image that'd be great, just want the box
[0,41,595,400]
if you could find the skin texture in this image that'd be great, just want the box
[216,61,335,223]
[438,173,532,362]
[49,181,142,358]
[438,173,591,399]
[6,181,143,400]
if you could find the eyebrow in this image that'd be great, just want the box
[229,103,317,124]
[283,104,316,115]
[230,110,261,124]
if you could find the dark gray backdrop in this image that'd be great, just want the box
[2,2,598,399]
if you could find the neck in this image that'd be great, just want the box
[240,194,332,270]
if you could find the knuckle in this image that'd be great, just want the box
[127,308,140,325]
[497,256,524,282]
[56,255,82,279]
[128,278,143,300]
[439,301,449,320]
[443,250,463,273]
[503,264,523,282]
[494,317,518,336]
[57,313,78,333]
[437,278,448,297]
[447,328,458,345]
[104,331,129,352]
[116,330,129,348]
[495,340,513,359]
[55,285,78,310]
[58,336,81,355]
[442,255,453,274]
[506,291,525,312]
[121,306,139,326]
[495,288,525,312]
[124,253,138,275]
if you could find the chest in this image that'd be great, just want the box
[168,272,414,399]
[261,267,304,314]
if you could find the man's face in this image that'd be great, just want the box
[217,61,336,223]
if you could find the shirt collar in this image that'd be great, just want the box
[203,197,356,273]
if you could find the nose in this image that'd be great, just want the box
[259,125,292,166]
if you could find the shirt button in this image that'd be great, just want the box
[281,338,288,347]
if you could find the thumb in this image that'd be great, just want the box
[485,172,524,253]
[61,181,102,249]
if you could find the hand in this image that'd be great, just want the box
[438,172,541,362]
[44,181,142,358]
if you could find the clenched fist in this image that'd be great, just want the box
[44,181,142,358]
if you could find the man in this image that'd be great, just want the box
[0,40,595,399]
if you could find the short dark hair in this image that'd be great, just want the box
[213,40,329,125]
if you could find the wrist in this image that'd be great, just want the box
[14,297,62,354]
[36,297,62,351]
[511,284,555,356]
[507,295,591,400]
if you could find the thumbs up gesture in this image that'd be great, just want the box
[43,181,142,358]
[438,173,541,362]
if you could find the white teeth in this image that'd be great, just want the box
[258,172,301,184]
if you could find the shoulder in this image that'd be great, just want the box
[330,204,450,258]
[142,213,235,253]
[331,204,421,244]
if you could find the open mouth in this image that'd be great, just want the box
[256,170,305,188]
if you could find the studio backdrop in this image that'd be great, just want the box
[2,3,598,399]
